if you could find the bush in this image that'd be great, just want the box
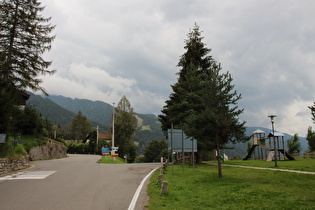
[67,142,95,154]
[23,136,47,152]
[0,141,15,158]
[15,144,27,156]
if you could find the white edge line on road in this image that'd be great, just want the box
[128,167,159,210]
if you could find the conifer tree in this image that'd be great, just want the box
[0,0,55,135]
[306,126,315,152]
[0,0,55,93]
[159,24,246,178]
[308,102,315,123]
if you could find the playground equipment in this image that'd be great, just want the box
[243,129,295,161]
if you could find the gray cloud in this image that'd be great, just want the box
[40,0,315,135]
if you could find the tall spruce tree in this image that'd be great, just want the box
[114,95,137,162]
[0,0,55,135]
[308,102,315,123]
[159,24,215,161]
[159,24,246,178]
[306,126,315,152]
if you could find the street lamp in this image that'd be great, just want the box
[268,115,277,167]
[112,103,115,149]
[112,103,115,161]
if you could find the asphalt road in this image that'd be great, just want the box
[0,154,161,210]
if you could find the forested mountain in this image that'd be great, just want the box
[47,95,113,129]
[26,92,76,128]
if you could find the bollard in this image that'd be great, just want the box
[157,174,163,185]
[160,181,168,194]
[165,159,169,166]
[163,163,167,170]
[160,167,164,175]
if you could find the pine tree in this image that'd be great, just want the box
[308,102,315,123]
[0,0,56,93]
[159,24,215,161]
[159,24,246,178]
[306,126,315,152]
[0,0,55,135]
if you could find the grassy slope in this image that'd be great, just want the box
[148,159,315,209]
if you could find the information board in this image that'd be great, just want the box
[167,129,197,152]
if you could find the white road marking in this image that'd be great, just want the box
[0,171,56,180]
[128,167,158,210]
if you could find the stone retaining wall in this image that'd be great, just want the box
[29,140,67,161]
[0,155,30,175]
[0,140,67,175]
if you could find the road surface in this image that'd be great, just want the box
[0,154,161,210]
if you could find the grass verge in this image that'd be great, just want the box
[99,155,125,164]
[148,160,315,209]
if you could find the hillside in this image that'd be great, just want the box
[26,92,76,128]
[47,95,113,129]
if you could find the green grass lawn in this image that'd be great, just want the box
[147,159,315,209]
[220,158,315,172]
[99,155,125,164]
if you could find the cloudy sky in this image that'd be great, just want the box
[39,0,315,136]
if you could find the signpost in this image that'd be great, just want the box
[101,147,110,156]
[111,147,119,157]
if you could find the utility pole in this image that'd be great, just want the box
[112,103,115,148]
[96,125,99,154]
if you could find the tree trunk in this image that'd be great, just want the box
[216,131,222,178]
[196,144,203,163]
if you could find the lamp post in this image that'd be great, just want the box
[112,103,115,161]
[96,125,99,154]
[268,115,277,167]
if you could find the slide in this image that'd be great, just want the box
[278,149,295,160]
[243,145,257,160]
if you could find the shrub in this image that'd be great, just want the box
[14,144,28,156]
